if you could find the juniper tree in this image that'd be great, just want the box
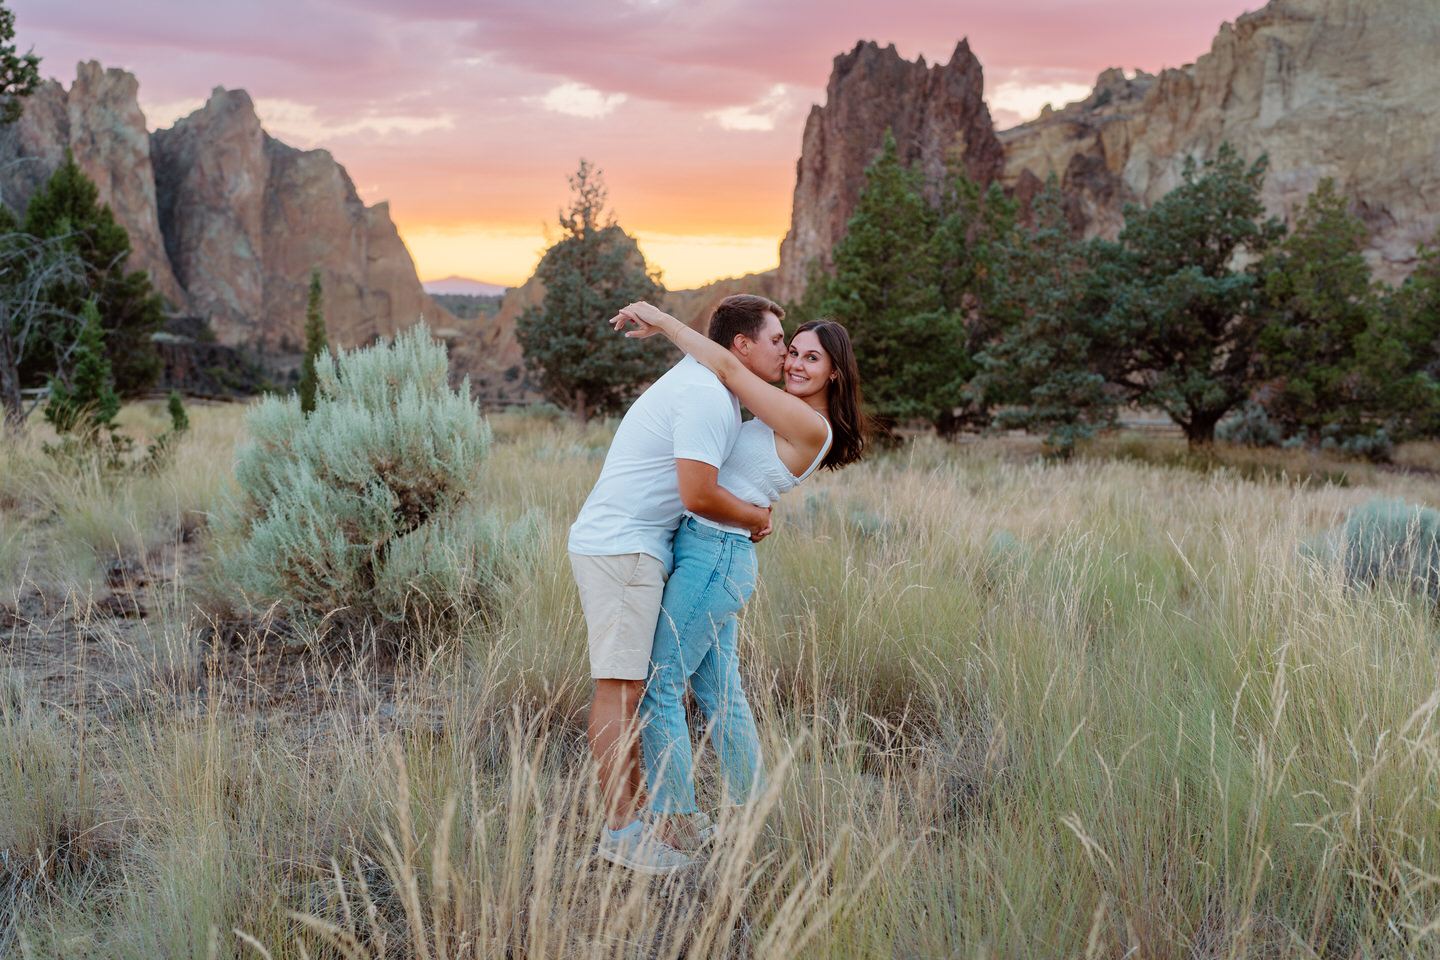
[21,150,165,395]
[140,388,190,470]
[1256,178,1383,445]
[516,160,666,420]
[160,387,189,446]
[0,0,41,216]
[1364,232,1440,439]
[298,267,327,414]
[973,178,1120,456]
[1105,144,1285,447]
[817,131,937,428]
[166,388,188,433]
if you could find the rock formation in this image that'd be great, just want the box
[775,40,1004,303]
[0,63,454,351]
[446,273,535,401]
[1,63,183,305]
[997,0,1440,283]
[151,88,268,345]
[774,0,1440,302]
[255,133,445,350]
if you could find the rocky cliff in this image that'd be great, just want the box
[1,63,453,350]
[777,0,1440,298]
[998,0,1440,284]
[150,88,267,345]
[775,40,1004,303]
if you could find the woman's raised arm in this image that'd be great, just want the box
[614,301,828,454]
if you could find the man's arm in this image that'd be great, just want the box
[676,459,771,540]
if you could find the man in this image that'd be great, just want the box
[568,294,787,874]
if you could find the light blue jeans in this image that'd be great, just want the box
[641,516,765,815]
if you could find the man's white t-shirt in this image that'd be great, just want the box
[568,356,739,573]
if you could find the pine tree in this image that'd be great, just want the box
[0,3,39,126]
[817,130,986,434]
[298,267,328,414]
[1107,144,1285,447]
[43,298,119,438]
[516,160,667,420]
[21,149,165,395]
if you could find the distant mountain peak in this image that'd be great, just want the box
[422,276,509,296]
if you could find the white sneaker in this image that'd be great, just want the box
[597,820,694,875]
[690,811,719,842]
[640,809,718,845]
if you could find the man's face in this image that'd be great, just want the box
[738,311,787,382]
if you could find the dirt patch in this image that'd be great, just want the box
[0,537,433,741]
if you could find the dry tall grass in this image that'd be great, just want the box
[3,404,1440,957]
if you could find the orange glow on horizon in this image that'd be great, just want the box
[403,222,783,291]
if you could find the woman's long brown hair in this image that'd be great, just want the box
[794,319,867,469]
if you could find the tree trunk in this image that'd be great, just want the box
[0,322,23,438]
[1184,408,1224,449]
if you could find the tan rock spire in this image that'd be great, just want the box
[152,87,268,343]
[0,61,187,306]
[775,39,1003,303]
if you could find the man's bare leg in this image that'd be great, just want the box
[589,678,645,831]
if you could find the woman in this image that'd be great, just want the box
[613,300,866,850]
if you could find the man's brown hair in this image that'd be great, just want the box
[706,294,784,348]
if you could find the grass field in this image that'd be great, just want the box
[4,401,1440,958]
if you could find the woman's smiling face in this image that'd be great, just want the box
[783,329,834,398]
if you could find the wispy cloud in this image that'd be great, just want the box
[255,99,455,145]
[137,95,206,129]
[707,85,795,132]
[988,78,1095,128]
[532,83,628,119]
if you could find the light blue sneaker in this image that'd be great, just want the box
[597,820,693,875]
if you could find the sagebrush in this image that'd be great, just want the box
[215,324,531,642]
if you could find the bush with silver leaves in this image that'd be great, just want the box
[215,323,532,643]
[1331,497,1440,607]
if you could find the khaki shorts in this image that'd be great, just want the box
[570,552,668,680]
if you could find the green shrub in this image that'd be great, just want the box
[1216,400,1282,448]
[165,389,189,434]
[1337,497,1440,605]
[216,324,522,643]
[41,300,135,468]
[1334,426,1396,462]
[141,390,190,472]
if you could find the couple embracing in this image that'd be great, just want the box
[567,294,867,875]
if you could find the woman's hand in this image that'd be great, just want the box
[750,507,773,543]
[610,301,670,339]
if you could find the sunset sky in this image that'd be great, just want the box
[14,0,1252,290]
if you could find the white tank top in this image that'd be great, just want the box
[690,414,832,535]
